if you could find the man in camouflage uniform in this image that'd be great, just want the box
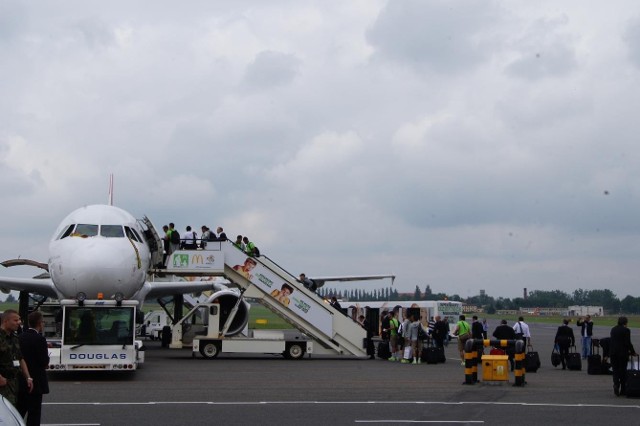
[0,309,33,406]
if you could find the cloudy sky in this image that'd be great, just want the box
[2,0,640,300]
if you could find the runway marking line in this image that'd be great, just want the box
[355,421,484,424]
[43,400,640,409]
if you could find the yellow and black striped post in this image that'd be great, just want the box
[463,338,527,386]
[463,338,480,384]
[513,339,526,387]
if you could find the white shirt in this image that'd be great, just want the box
[182,230,197,244]
[513,321,531,338]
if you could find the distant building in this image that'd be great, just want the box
[568,306,604,317]
[463,304,483,313]
[496,309,519,316]
[519,307,568,316]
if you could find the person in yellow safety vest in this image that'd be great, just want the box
[388,311,401,361]
[453,314,471,365]
[243,237,256,256]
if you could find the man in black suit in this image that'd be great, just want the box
[610,316,636,396]
[431,316,449,348]
[17,311,49,426]
[493,319,517,371]
[471,316,485,362]
[554,319,575,370]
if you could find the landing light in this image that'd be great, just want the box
[115,292,124,306]
[77,292,86,306]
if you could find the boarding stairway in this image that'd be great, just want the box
[163,240,367,357]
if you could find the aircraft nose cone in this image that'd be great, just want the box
[51,239,146,299]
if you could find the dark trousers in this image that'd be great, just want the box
[558,344,570,369]
[611,354,628,393]
[17,390,44,426]
[366,338,375,358]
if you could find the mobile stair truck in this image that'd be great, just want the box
[162,240,373,360]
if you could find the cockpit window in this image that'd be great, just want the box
[57,224,76,240]
[124,226,140,242]
[73,224,98,237]
[131,228,143,242]
[101,225,125,238]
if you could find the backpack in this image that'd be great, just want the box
[418,325,427,340]
[170,230,180,244]
[253,246,260,257]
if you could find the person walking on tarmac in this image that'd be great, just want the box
[471,316,485,361]
[388,311,401,362]
[431,316,449,348]
[610,316,636,396]
[409,314,423,364]
[513,316,531,353]
[453,315,472,366]
[493,319,517,371]
[554,319,575,370]
[357,315,375,360]
[399,313,412,363]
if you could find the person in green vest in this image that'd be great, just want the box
[388,310,401,362]
[453,314,471,365]
[243,236,257,256]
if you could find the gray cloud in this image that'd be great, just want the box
[366,0,500,73]
[625,18,640,69]
[505,16,578,80]
[241,50,300,91]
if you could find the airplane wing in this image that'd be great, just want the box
[1,258,58,297]
[134,279,220,301]
[309,274,395,288]
[0,276,59,298]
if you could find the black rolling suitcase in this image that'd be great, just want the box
[627,355,640,398]
[567,345,582,371]
[587,343,603,375]
[422,339,445,364]
[377,341,391,359]
[525,344,541,372]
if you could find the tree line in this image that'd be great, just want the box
[318,285,640,315]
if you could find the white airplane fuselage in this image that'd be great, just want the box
[48,205,151,300]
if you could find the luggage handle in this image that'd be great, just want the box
[628,353,640,371]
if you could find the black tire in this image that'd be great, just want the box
[199,341,220,359]
[284,342,305,360]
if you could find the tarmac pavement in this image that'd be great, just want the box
[40,321,640,425]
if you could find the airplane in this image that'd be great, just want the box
[0,203,217,303]
[308,275,396,289]
[0,201,396,311]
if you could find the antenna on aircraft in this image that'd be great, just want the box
[108,173,114,206]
